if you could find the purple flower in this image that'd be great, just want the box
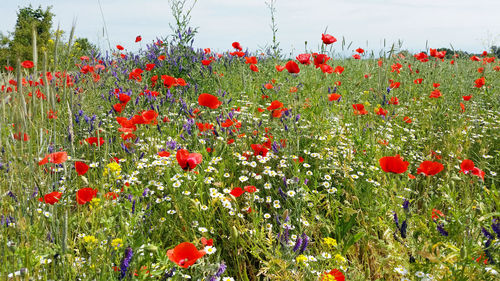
[292,238,303,252]
[119,247,133,279]
[437,224,448,236]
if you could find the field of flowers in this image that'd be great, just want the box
[0,33,499,281]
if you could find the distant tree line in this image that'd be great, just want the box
[0,5,96,69]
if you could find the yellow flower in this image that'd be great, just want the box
[111,238,123,250]
[334,254,346,264]
[83,235,98,244]
[296,255,308,264]
[323,237,337,248]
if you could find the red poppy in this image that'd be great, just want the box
[76,187,98,205]
[232,42,242,51]
[267,100,283,111]
[474,77,485,88]
[403,116,412,123]
[388,97,399,105]
[230,187,245,197]
[39,191,62,205]
[414,78,423,84]
[379,155,409,174]
[75,161,89,176]
[431,208,445,220]
[352,54,361,60]
[86,137,104,146]
[113,103,125,113]
[433,83,440,88]
[135,35,142,42]
[333,66,344,74]
[429,89,442,98]
[275,65,285,72]
[328,93,341,102]
[201,237,213,246]
[116,45,124,51]
[321,269,345,281]
[460,159,484,180]
[313,54,330,67]
[158,151,171,157]
[460,102,465,113]
[321,33,337,45]
[250,144,267,157]
[470,55,480,61]
[296,54,311,65]
[249,64,259,72]
[285,61,300,74]
[142,110,158,125]
[21,60,34,69]
[167,242,205,268]
[104,192,119,200]
[352,104,368,115]
[356,48,364,54]
[38,151,68,166]
[198,93,222,109]
[417,161,444,176]
[320,64,333,74]
[119,94,131,104]
[176,149,202,171]
[376,107,388,116]
[201,60,212,66]
[244,185,257,193]
[245,56,257,64]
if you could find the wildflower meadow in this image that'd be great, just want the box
[0,3,499,281]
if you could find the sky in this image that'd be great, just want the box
[1,0,499,57]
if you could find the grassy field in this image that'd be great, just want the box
[0,36,499,281]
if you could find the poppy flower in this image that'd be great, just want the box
[201,60,212,66]
[328,93,341,102]
[275,65,285,72]
[379,155,409,174]
[104,192,119,200]
[376,107,388,116]
[251,144,268,157]
[198,93,222,109]
[158,151,171,157]
[320,64,333,74]
[352,104,368,115]
[403,116,412,123]
[116,45,124,51]
[135,35,142,42]
[313,54,330,67]
[142,110,158,124]
[417,161,444,176]
[321,33,337,45]
[76,187,98,205]
[249,64,259,72]
[39,191,62,205]
[21,60,34,69]
[356,48,364,54]
[296,54,311,65]
[321,269,345,281]
[230,187,245,197]
[113,103,125,113]
[429,89,442,98]
[167,242,205,268]
[244,185,257,193]
[38,151,68,166]
[433,83,440,88]
[86,137,104,146]
[460,159,485,180]
[245,56,257,64]
[201,237,213,246]
[388,97,399,105]
[75,161,89,176]
[333,66,344,74]
[352,54,361,59]
[431,208,445,220]
[285,61,300,74]
[460,102,465,113]
[232,42,242,51]
[176,149,202,171]
[414,78,423,84]
[474,77,485,88]
[267,100,283,111]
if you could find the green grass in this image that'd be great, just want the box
[0,41,499,281]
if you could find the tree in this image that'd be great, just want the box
[0,5,54,67]
[491,46,500,58]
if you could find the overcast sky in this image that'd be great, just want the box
[1,0,499,56]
